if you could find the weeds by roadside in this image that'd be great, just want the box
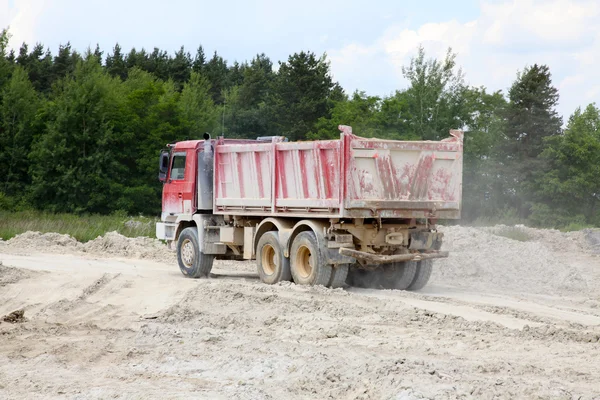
[0,211,157,242]
[492,226,532,242]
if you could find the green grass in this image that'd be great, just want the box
[0,211,158,242]
[492,226,532,242]
[560,222,596,232]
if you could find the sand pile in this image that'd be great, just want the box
[584,229,600,254]
[82,231,173,260]
[0,265,34,287]
[6,231,79,250]
[433,225,597,296]
[483,224,593,253]
[2,231,173,262]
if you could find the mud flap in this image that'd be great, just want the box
[409,231,443,250]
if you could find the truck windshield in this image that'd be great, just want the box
[170,153,186,180]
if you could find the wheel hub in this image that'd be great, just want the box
[262,244,278,275]
[181,239,195,267]
[296,245,313,279]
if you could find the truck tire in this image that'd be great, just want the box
[256,231,291,284]
[328,264,349,288]
[290,231,332,286]
[177,227,214,278]
[408,259,433,291]
[380,261,417,290]
[346,266,379,288]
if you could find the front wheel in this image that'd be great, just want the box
[290,231,332,286]
[177,227,214,278]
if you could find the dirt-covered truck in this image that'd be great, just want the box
[156,125,463,290]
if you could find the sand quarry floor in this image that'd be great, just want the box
[1,225,600,399]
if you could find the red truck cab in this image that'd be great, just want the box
[161,140,199,218]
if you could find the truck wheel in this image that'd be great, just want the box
[380,261,417,290]
[346,266,379,288]
[256,231,291,284]
[290,231,332,286]
[177,227,214,278]
[328,264,349,288]
[408,259,433,291]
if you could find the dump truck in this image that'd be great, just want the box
[156,125,463,290]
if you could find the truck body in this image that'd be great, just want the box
[157,126,463,289]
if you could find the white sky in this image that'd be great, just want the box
[1,0,599,120]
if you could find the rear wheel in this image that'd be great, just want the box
[256,231,291,284]
[290,231,332,286]
[380,261,417,290]
[328,264,349,288]
[346,266,380,288]
[177,227,214,278]
[407,259,433,291]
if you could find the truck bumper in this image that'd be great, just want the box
[156,222,176,241]
[338,248,449,264]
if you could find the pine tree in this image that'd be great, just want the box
[504,64,562,217]
[192,45,206,73]
[16,43,29,68]
[205,51,228,104]
[268,51,335,140]
[0,28,14,90]
[228,61,245,88]
[147,47,170,81]
[505,64,562,158]
[239,53,273,106]
[52,42,76,82]
[93,44,103,65]
[125,47,149,73]
[170,46,192,90]
[106,43,127,80]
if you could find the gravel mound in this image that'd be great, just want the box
[584,229,600,254]
[82,231,173,260]
[6,231,79,250]
[433,225,598,296]
[0,265,35,287]
[2,231,173,262]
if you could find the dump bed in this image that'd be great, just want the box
[213,125,463,219]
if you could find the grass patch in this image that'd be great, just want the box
[560,222,596,232]
[493,226,532,242]
[0,211,158,242]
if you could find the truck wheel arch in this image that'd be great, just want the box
[253,218,294,256]
[174,220,195,242]
[286,220,328,259]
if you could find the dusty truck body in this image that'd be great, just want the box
[156,125,463,289]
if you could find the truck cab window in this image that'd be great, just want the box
[170,153,186,180]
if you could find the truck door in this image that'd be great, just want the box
[163,151,195,216]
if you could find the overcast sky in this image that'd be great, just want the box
[1,0,599,120]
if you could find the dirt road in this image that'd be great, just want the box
[1,226,599,399]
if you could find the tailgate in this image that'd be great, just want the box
[344,129,463,219]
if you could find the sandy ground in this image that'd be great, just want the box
[1,226,600,399]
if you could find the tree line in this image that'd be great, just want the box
[0,28,598,228]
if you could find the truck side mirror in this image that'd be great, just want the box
[158,151,170,182]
